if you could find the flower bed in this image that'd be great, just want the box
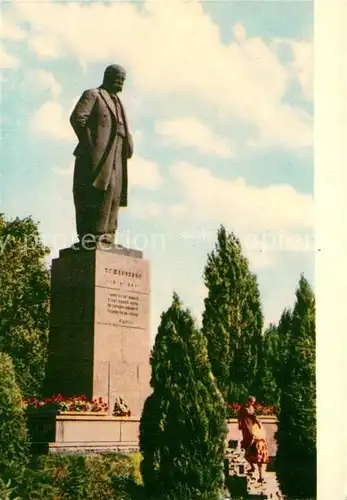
[24,394,108,413]
[24,394,133,417]
[226,402,278,419]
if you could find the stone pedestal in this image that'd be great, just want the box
[44,246,151,418]
[27,411,140,454]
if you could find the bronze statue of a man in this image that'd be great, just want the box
[70,64,134,245]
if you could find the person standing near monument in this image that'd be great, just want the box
[70,64,134,246]
[244,415,269,483]
[237,395,261,474]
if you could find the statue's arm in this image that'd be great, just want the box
[118,99,134,159]
[70,89,97,151]
[127,133,134,159]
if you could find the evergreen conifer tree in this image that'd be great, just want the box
[276,275,316,498]
[202,226,263,402]
[275,308,292,391]
[256,308,293,406]
[255,323,280,406]
[140,293,227,500]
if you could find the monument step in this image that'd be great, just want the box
[48,441,139,454]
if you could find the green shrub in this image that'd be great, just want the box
[111,474,146,500]
[128,452,143,485]
[86,453,135,499]
[22,452,144,499]
[0,478,21,500]
[0,352,29,490]
[19,468,59,500]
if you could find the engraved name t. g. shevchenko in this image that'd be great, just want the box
[70,64,134,245]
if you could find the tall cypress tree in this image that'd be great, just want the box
[140,293,227,500]
[276,275,316,498]
[202,226,263,402]
[273,309,293,396]
[255,323,280,406]
[256,308,293,406]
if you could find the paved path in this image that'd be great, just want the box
[225,444,284,499]
[247,471,283,498]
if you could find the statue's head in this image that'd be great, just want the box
[102,64,126,93]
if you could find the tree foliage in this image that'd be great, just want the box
[0,352,29,489]
[0,214,50,396]
[140,293,227,500]
[255,323,280,406]
[276,275,316,498]
[256,308,293,406]
[274,309,292,389]
[20,452,144,500]
[202,226,263,402]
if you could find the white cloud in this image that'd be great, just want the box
[168,203,188,218]
[0,42,20,68]
[232,23,247,42]
[288,40,313,100]
[25,69,61,98]
[134,130,144,142]
[52,164,73,176]
[31,100,75,141]
[180,283,209,327]
[274,38,313,101]
[29,34,62,59]
[244,247,278,270]
[156,118,233,158]
[129,155,164,190]
[1,18,27,40]
[246,103,312,150]
[169,161,313,233]
[9,0,312,150]
[129,200,161,220]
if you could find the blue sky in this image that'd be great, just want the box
[1,0,313,340]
